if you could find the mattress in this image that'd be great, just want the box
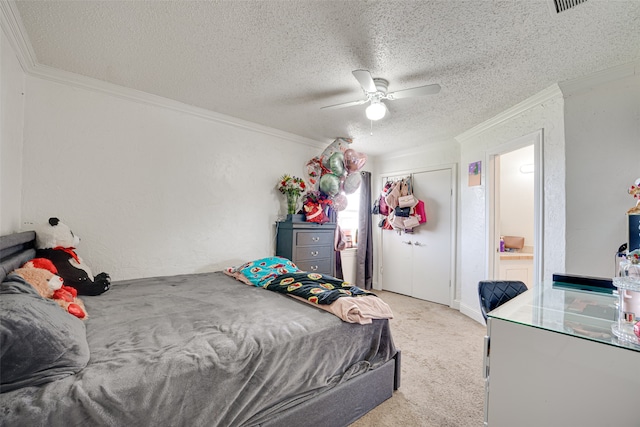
[0,271,396,426]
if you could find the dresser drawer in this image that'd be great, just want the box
[295,245,333,261]
[294,258,333,275]
[295,231,333,247]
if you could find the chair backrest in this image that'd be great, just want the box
[478,280,528,321]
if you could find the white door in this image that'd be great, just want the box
[380,224,413,295]
[381,168,453,305]
[380,175,413,295]
[411,169,452,305]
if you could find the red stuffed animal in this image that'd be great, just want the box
[18,258,88,319]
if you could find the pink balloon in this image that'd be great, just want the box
[343,172,361,194]
[344,149,367,173]
[333,193,348,211]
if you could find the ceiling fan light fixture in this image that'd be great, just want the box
[365,101,387,121]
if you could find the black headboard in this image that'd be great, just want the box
[0,231,36,283]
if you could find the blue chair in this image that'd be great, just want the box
[478,280,528,321]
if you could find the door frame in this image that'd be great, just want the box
[377,163,458,307]
[486,129,544,288]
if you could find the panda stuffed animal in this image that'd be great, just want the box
[35,217,111,296]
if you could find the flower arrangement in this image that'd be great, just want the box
[278,174,307,214]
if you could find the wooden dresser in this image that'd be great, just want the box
[275,221,336,276]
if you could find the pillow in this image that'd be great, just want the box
[229,256,300,287]
[0,273,90,392]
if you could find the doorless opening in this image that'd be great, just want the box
[487,130,543,290]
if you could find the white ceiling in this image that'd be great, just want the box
[10,0,640,156]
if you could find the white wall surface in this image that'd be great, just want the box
[500,145,534,247]
[457,88,566,323]
[0,28,25,234]
[563,73,640,277]
[20,76,321,281]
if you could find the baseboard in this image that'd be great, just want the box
[459,301,486,325]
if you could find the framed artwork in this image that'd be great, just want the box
[468,161,481,186]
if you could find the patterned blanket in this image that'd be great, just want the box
[265,272,377,305]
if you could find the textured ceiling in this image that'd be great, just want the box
[12,0,640,155]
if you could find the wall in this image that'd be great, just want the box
[563,72,640,277]
[20,76,321,281]
[500,145,534,247]
[457,86,566,323]
[0,28,25,234]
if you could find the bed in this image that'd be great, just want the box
[0,231,400,426]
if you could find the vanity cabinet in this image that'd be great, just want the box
[275,221,336,276]
[497,253,533,287]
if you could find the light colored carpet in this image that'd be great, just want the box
[350,290,487,427]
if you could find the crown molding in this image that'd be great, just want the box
[31,64,326,149]
[0,0,37,71]
[455,84,563,144]
[456,60,640,144]
[558,60,640,96]
[0,1,326,150]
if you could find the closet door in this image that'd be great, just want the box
[411,168,452,305]
[380,176,412,295]
[380,225,413,295]
[380,169,453,306]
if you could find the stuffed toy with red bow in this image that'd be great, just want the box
[13,261,88,319]
[303,193,333,224]
[35,217,110,296]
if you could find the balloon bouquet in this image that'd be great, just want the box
[303,138,367,223]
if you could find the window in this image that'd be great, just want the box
[337,188,360,248]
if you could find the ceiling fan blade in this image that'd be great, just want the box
[320,98,368,110]
[352,69,377,93]
[387,83,441,100]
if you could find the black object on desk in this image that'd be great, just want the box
[552,273,615,294]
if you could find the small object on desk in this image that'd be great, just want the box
[552,273,616,294]
[499,236,505,252]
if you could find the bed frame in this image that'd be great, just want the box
[0,230,401,426]
[0,231,36,283]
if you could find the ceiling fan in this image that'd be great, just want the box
[321,69,441,121]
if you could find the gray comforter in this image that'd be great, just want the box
[0,271,395,426]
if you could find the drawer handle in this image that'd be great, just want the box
[310,265,319,271]
[311,251,319,256]
[312,237,320,242]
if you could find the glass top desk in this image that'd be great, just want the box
[483,281,639,427]
[488,281,639,352]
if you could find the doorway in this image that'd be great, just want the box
[487,130,543,288]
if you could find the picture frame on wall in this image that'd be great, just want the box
[468,161,481,186]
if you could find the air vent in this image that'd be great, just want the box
[549,0,588,13]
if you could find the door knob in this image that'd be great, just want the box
[413,241,424,246]
[402,241,413,245]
